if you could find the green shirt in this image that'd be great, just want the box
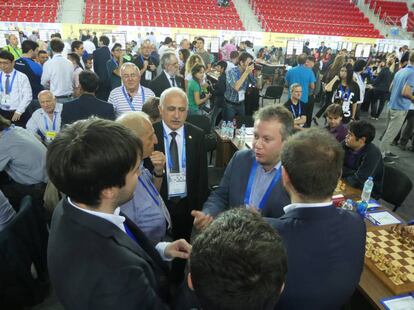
[3,45,22,60]
[188,79,202,112]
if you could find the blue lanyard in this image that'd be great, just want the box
[244,160,282,210]
[122,86,145,111]
[290,102,301,119]
[111,56,118,67]
[138,176,160,206]
[339,84,351,101]
[0,71,17,94]
[44,112,57,131]
[163,127,187,171]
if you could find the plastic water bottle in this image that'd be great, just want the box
[227,121,234,139]
[357,200,368,217]
[240,124,246,142]
[341,199,354,211]
[361,176,374,202]
[220,121,226,137]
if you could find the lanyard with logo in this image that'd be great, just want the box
[43,112,58,141]
[235,68,246,102]
[244,160,282,210]
[138,175,160,207]
[122,86,145,111]
[111,56,118,67]
[339,84,351,102]
[163,127,187,197]
[290,102,301,119]
[0,71,17,94]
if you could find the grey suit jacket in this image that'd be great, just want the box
[202,149,290,218]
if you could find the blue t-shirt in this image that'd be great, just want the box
[389,65,414,111]
[285,65,316,104]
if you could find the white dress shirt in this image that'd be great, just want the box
[162,121,187,197]
[41,54,73,96]
[283,201,333,214]
[164,70,177,86]
[83,40,96,54]
[0,69,32,113]
[26,103,63,139]
[67,197,171,261]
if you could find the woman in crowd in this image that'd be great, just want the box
[184,54,205,91]
[67,52,83,97]
[324,63,360,124]
[187,64,211,115]
[106,43,123,90]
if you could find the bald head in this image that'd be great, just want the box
[38,90,56,114]
[116,112,157,158]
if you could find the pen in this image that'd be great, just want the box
[367,215,381,226]
[367,206,380,212]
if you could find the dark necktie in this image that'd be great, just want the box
[170,77,176,87]
[169,132,179,173]
[5,74,10,94]
[124,222,138,244]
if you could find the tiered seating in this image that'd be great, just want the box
[84,0,244,30]
[250,0,382,38]
[368,0,408,21]
[0,0,60,23]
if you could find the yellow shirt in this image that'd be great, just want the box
[3,45,22,60]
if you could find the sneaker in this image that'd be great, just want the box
[384,152,399,159]
[383,157,395,164]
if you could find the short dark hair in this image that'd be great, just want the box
[281,128,344,200]
[99,35,110,46]
[348,120,376,144]
[0,50,14,62]
[230,51,239,59]
[215,60,227,70]
[164,37,173,45]
[191,64,205,80]
[325,103,343,118]
[38,50,48,56]
[0,115,11,131]
[142,97,161,122]
[50,38,64,53]
[196,37,204,44]
[71,40,83,52]
[353,59,366,72]
[79,70,99,92]
[298,53,307,65]
[237,52,253,65]
[307,56,315,63]
[111,43,122,52]
[253,105,294,141]
[67,52,81,67]
[21,40,38,54]
[190,208,287,310]
[51,33,62,39]
[46,118,143,206]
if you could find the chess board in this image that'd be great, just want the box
[365,225,414,294]
[334,180,346,194]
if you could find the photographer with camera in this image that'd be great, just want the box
[133,40,159,88]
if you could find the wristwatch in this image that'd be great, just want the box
[153,170,165,178]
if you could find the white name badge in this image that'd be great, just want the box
[145,70,152,80]
[0,94,10,110]
[168,172,186,196]
[238,90,245,102]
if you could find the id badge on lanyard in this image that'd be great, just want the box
[238,90,245,102]
[145,70,152,80]
[0,94,10,110]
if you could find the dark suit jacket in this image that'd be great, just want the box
[203,149,290,218]
[93,46,111,100]
[61,94,115,125]
[268,206,366,310]
[149,71,184,97]
[48,198,170,310]
[152,121,208,211]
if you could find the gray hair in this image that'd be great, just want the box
[160,52,176,69]
[160,87,188,108]
[253,105,294,141]
[289,83,302,93]
[120,62,140,75]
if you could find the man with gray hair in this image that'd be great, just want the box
[194,105,293,230]
[108,62,155,116]
[116,111,171,243]
[284,83,307,131]
[149,52,184,97]
[152,87,207,285]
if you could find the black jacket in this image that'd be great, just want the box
[149,71,184,97]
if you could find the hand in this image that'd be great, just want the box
[143,60,149,69]
[192,210,213,230]
[245,63,255,74]
[11,112,21,122]
[149,64,156,71]
[247,205,260,214]
[150,151,166,175]
[206,93,212,99]
[164,239,192,259]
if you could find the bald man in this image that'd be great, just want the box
[26,90,62,144]
[117,111,171,243]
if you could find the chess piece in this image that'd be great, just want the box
[377,256,387,271]
[401,273,408,282]
[386,262,394,276]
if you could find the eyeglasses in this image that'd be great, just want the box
[122,74,138,79]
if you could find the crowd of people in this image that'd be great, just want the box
[0,29,413,309]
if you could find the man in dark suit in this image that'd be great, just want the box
[47,118,191,309]
[151,87,208,284]
[193,105,293,230]
[133,40,159,88]
[267,128,366,310]
[93,35,111,101]
[61,71,115,125]
[149,52,184,97]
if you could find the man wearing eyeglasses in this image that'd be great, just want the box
[149,52,184,97]
[108,63,155,117]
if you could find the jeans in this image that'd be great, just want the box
[369,89,387,118]
[224,101,245,121]
[380,108,408,154]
